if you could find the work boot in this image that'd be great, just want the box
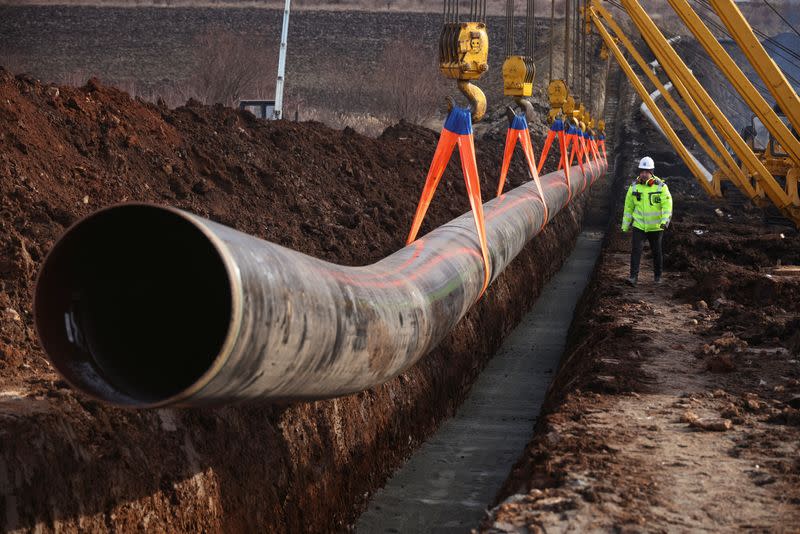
[626,275,638,287]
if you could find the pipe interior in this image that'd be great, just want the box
[34,205,232,405]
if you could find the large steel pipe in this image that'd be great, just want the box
[34,161,605,407]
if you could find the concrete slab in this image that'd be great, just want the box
[356,230,605,533]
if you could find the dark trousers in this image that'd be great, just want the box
[631,228,663,278]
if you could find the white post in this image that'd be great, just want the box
[648,36,680,73]
[274,0,291,120]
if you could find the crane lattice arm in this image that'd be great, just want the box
[587,6,716,196]
[591,0,800,226]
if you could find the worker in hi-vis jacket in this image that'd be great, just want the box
[621,156,673,286]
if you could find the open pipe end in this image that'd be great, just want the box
[34,204,235,407]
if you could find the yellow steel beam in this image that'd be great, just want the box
[708,0,800,133]
[591,0,751,196]
[588,7,717,196]
[618,0,800,224]
[667,0,800,167]
[658,74,758,199]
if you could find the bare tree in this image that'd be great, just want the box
[374,40,446,124]
[189,29,277,107]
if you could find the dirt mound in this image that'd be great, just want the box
[676,263,800,313]
[663,176,800,315]
[0,66,555,377]
[0,67,593,531]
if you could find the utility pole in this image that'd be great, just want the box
[573,0,579,88]
[549,0,555,82]
[565,0,571,86]
[274,0,291,120]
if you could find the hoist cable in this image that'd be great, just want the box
[588,29,595,111]
[524,0,529,56]
[692,0,800,67]
[549,0,556,82]
[573,0,579,90]
[581,0,587,102]
[511,0,515,56]
[564,0,571,85]
[762,0,800,39]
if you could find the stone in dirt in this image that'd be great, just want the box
[682,411,733,431]
[707,354,737,373]
[712,332,748,353]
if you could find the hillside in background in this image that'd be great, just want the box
[2,0,798,29]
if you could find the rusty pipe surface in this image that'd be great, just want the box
[34,162,605,408]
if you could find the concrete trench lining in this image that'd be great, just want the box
[355,230,605,533]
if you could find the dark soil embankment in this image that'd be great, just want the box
[0,68,600,532]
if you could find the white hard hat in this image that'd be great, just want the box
[638,156,655,170]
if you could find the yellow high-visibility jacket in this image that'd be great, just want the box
[621,177,673,232]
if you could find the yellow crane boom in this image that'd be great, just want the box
[708,0,800,134]
[666,0,800,168]
[591,1,753,199]
[617,0,800,225]
[587,6,716,196]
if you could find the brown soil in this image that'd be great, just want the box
[0,68,601,531]
[479,134,800,531]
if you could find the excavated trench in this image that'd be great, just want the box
[355,229,607,532]
[356,69,624,532]
[0,59,625,531]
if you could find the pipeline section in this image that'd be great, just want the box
[34,161,605,408]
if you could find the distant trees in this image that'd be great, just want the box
[188,29,277,106]
[373,40,447,124]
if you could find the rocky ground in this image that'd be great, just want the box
[479,136,800,532]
